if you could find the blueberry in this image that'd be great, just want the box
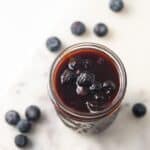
[89,82,102,93]
[71,21,86,36]
[25,105,41,122]
[82,59,92,70]
[61,69,77,84]
[86,100,102,112]
[76,85,89,96]
[68,57,82,71]
[15,134,28,148]
[76,72,95,87]
[97,57,105,65]
[109,0,124,12]
[94,92,108,102]
[5,110,20,126]
[102,80,116,95]
[132,103,147,118]
[94,23,108,37]
[46,37,61,51]
[17,120,32,133]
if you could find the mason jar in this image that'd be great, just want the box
[48,43,127,134]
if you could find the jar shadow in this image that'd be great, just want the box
[90,102,150,148]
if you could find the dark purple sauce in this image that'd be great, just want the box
[53,48,120,113]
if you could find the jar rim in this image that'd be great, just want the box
[48,42,127,119]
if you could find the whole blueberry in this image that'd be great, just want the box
[68,57,82,71]
[5,110,20,126]
[17,120,32,133]
[76,85,89,96]
[25,105,41,121]
[132,103,147,118]
[61,69,77,85]
[102,80,116,96]
[94,23,108,37]
[71,21,86,36]
[86,100,102,112]
[76,72,95,87]
[82,59,92,70]
[89,82,102,93]
[15,134,28,148]
[94,92,108,102]
[109,0,124,12]
[46,37,61,51]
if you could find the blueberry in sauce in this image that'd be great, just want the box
[68,57,82,71]
[94,92,108,102]
[61,69,77,84]
[76,72,95,87]
[102,80,116,96]
[76,85,89,96]
[89,81,102,94]
[86,100,103,112]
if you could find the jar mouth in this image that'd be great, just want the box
[48,42,127,119]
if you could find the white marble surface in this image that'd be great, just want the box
[1,0,150,149]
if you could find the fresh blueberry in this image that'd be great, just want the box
[17,120,32,133]
[132,103,147,118]
[46,37,61,51]
[25,105,41,122]
[102,80,116,95]
[76,72,95,87]
[76,85,89,96]
[15,134,28,148]
[109,0,124,12]
[5,110,20,126]
[71,21,86,36]
[68,57,82,71]
[94,23,108,37]
[89,82,102,93]
[61,69,77,84]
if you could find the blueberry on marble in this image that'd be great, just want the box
[25,105,41,122]
[94,23,108,37]
[132,103,147,118]
[46,36,61,51]
[17,120,32,133]
[15,134,28,148]
[5,110,20,126]
[71,21,86,36]
[109,0,124,12]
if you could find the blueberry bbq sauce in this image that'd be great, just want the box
[49,43,127,134]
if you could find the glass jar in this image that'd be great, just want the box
[48,43,127,134]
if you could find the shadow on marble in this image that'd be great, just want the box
[88,102,150,148]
